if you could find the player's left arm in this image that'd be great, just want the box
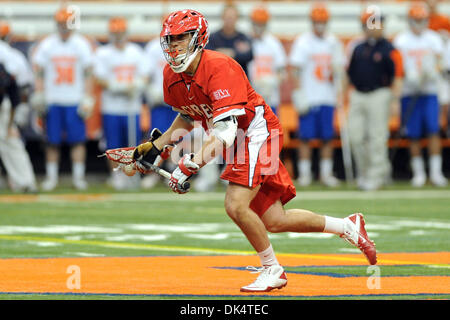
[169,111,240,194]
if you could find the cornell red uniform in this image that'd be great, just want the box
[163,49,296,216]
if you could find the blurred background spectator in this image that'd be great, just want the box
[0,0,449,192]
[346,7,403,191]
[0,28,37,193]
[394,1,447,187]
[31,7,94,191]
[289,2,344,188]
[93,17,146,190]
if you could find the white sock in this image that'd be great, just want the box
[298,160,311,177]
[429,154,442,177]
[323,216,344,235]
[46,162,58,181]
[257,244,279,267]
[320,158,333,178]
[72,162,85,181]
[411,156,425,177]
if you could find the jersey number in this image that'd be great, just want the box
[55,65,75,84]
[314,64,333,82]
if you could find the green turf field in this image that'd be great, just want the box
[0,180,449,300]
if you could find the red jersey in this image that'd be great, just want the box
[163,49,279,132]
[163,49,295,215]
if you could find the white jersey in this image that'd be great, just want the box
[0,40,20,78]
[8,46,33,87]
[445,40,450,71]
[144,37,167,106]
[394,29,444,96]
[93,42,147,115]
[289,31,345,107]
[248,33,286,107]
[32,33,93,105]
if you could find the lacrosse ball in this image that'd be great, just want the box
[123,163,136,177]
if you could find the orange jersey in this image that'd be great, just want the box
[163,49,275,132]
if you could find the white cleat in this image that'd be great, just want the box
[141,174,159,189]
[320,175,340,188]
[411,174,426,188]
[240,265,287,292]
[41,178,58,191]
[297,175,312,187]
[430,174,448,187]
[73,178,88,190]
[341,213,377,265]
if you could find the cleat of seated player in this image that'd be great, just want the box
[73,178,88,191]
[340,213,377,265]
[41,178,58,191]
[240,265,287,292]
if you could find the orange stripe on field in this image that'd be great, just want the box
[0,253,448,297]
[0,194,110,203]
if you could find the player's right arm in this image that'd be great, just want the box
[132,112,194,168]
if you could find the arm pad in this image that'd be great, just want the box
[213,116,238,148]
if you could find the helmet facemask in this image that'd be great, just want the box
[161,29,202,73]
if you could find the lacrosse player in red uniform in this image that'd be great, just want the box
[132,9,377,292]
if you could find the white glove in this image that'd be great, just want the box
[292,89,310,115]
[253,75,279,103]
[146,84,164,106]
[13,103,30,128]
[422,52,439,82]
[107,79,132,95]
[405,68,422,93]
[29,92,46,115]
[77,95,95,119]
[169,153,199,194]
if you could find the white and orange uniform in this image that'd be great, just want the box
[248,33,286,109]
[393,29,444,97]
[32,33,93,106]
[93,42,147,116]
[289,31,345,108]
[144,38,166,106]
[144,37,178,134]
[93,42,147,149]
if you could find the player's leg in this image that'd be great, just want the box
[103,114,128,190]
[0,102,36,192]
[296,110,315,186]
[318,105,339,187]
[424,95,447,186]
[42,105,62,191]
[1,129,37,192]
[365,88,391,190]
[65,105,88,190]
[260,200,377,265]
[225,182,287,292]
[401,96,426,187]
[348,91,369,189]
[141,105,177,189]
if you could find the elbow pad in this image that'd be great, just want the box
[213,116,238,148]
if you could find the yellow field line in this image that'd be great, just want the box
[0,234,449,268]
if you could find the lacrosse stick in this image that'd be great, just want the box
[98,146,190,191]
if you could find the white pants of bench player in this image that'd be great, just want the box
[0,99,37,191]
[348,87,392,189]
